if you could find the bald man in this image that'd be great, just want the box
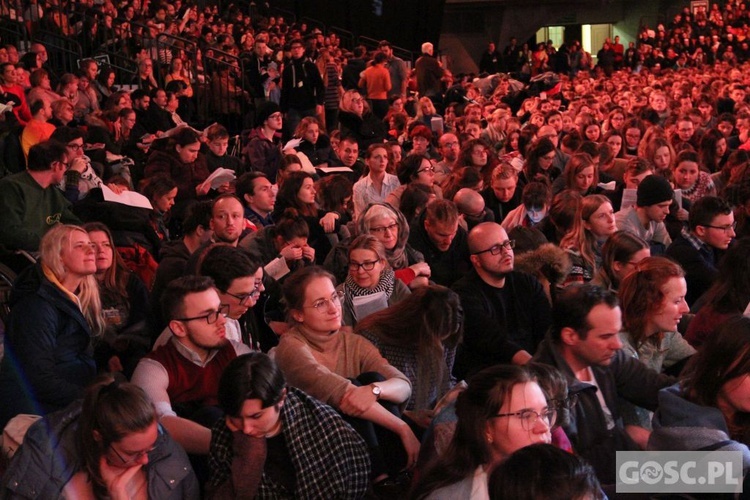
[451,222,552,379]
[453,188,494,231]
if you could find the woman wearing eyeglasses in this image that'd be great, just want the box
[410,365,553,499]
[339,235,410,327]
[337,89,387,151]
[274,266,420,492]
[2,378,199,499]
[519,138,560,187]
[324,202,431,289]
[385,153,443,210]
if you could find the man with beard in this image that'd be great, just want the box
[132,276,251,455]
[434,132,460,185]
[451,222,551,379]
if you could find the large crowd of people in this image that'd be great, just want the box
[2,0,750,498]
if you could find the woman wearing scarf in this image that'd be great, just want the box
[339,234,410,327]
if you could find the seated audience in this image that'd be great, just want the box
[408,198,470,286]
[452,222,551,377]
[591,230,650,292]
[666,196,735,306]
[0,141,80,253]
[560,195,617,285]
[84,222,151,378]
[649,315,750,463]
[355,285,462,423]
[131,276,251,455]
[533,284,675,484]
[487,443,603,500]
[686,237,750,349]
[615,174,674,253]
[352,143,400,219]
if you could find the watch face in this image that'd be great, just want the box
[372,385,381,396]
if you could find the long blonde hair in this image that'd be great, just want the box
[40,224,106,336]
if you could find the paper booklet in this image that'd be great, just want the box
[352,291,388,321]
[203,167,237,190]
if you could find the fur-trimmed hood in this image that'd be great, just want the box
[514,242,572,286]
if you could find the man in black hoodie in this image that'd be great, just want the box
[280,38,325,137]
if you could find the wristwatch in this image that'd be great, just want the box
[370,383,382,400]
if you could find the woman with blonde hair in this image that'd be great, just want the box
[338,89,387,149]
[642,135,675,177]
[293,116,333,166]
[411,96,439,128]
[0,224,105,428]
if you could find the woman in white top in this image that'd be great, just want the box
[353,143,400,219]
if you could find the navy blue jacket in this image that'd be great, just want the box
[0,264,96,428]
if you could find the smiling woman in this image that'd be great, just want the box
[275,266,420,486]
[617,256,696,431]
[411,365,553,499]
[339,235,411,327]
[0,225,106,428]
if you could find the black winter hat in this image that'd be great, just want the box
[636,175,673,207]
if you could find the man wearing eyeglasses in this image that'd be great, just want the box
[132,276,251,457]
[451,222,551,380]
[198,245,265,350]
[533,284,675,485]
[666,196,735,306]
[0,140,80,256]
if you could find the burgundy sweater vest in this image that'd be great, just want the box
[147,341,237,408]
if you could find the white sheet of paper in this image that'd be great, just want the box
[317,166,354,174]
[264,257,291,281]
[204,167,236,190]
[100,184,153,209]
